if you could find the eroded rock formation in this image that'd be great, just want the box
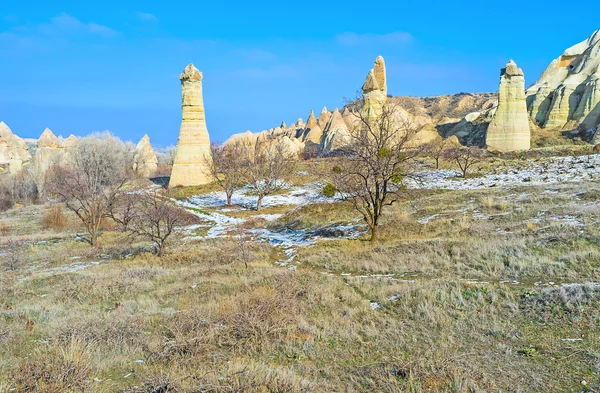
[485,60,531,152]
[317,107,331,129]
[322,108,352,153]
[526,30,600,131]
[361,56,387,121]
[0,122,31,174]
[34,128,63,174]
[133,134,158,177]
[169,64,212,188]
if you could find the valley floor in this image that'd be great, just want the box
[2,152,600,392]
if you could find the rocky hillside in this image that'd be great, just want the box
[389,92,497,125]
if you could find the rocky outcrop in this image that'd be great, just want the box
[322,108,352,153]
[442,108,496,147]
[485,60,531,152]
[169,64,212,188]
[361,56,387,121]
[0,122,31,174]
[133,134,158,177]
[34,128,63,174]
[317,107,331,129]
[526,30,600,131]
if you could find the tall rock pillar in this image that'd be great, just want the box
[361,56,387,122]
[169,64,212,188]
[486,60,531,152]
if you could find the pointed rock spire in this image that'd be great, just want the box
[306,110,318,129]
[361,56,388,121]
[323,108,352,153]
[317,107,331,129]
[134,134,158,178]
[37,128,61,148]
[62,134,78,148]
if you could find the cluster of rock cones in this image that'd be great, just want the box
[3,29,600,187]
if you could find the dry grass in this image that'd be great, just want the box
[2,157,600,392]
[40,205,68,232]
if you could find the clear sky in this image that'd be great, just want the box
[1,1,599,146]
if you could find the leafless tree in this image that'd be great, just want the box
[107,192,139,231]
[323,102,422,242]
[445,145,487,179]
[46,133,132,247]
[205,142,247,206]
[423,136,449,169]
[129,191,197,256]
[243,140,294,210]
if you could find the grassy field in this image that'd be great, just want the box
[1,153,600,392]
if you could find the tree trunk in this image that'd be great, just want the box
[226,193,233,206]
[256,196,263,210]
[369,224,378,243]
[90,229,98,248]
[435,158,439,169]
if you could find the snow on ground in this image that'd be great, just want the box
[174,154,600,270]
[175,186,363,268]
[407,154,600,190]
[188,184,328,210]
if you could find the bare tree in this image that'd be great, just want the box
[423,136,449,169]
[46,133,132,247]
[445,145,487,179]
[323,102,421,242]
[205,142,247,206]
[107,192,138,231]
[243,140,294,210]
[129,191,197,256]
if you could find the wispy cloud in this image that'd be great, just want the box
[336,32,413,46]
[38,12,119,36]
[136,12,158,23]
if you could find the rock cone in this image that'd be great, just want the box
[133,134,158,177]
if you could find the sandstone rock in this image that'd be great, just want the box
[281,121,287,129]
[361,56,387,121]
[303,124,323,144]
[169,64,212,188]
[305,110,318,130]
[447,135,461,147]
[62,134,78,148]
[37,128,61,148]
[526,30,600,130]
[60,134,78,166]
[441,107,496,147]
[317,107,331,129]
[486,60,531,152]
[322,108,352,153]
[276,135,304,158]
[133,134,158,177]
[34,128,64,174]
[0,122,31,174]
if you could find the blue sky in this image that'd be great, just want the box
[1,1,598,146]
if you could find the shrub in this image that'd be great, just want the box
[40,205,68,232]
[9,339,93,393]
